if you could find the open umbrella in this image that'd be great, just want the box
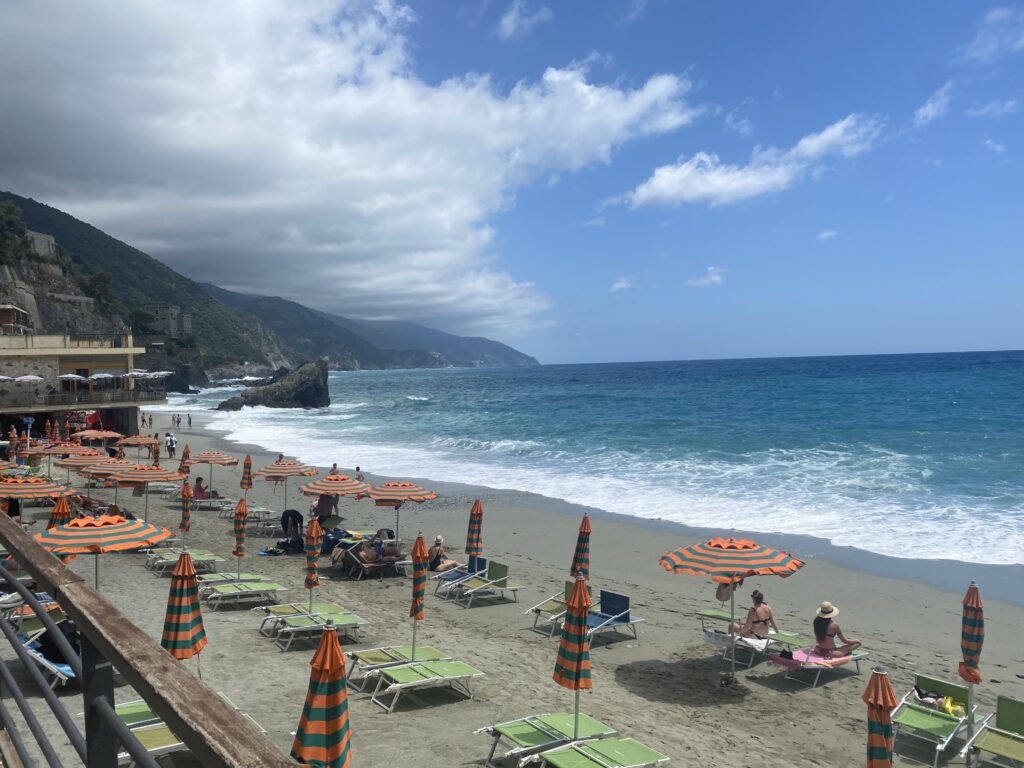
[35,514,172,587]
[188,450,238,508]
[56,451,108,496]
[570,514,592,581]
[410,533,428,661]
[105,464,186,522]
[465,500,484,559]
[659,537,804,683]
[256,459,317,514]
[358,481,437,537]
[231,499,248,581]
[0,475,76,501]
[862,666,899,768]
[84,458,136,504]
[553,576,593,740]
[116,434,159,462]
[39,441,96,476]
[304,518,324,612]
[959,582,984,760]
[161,551,208,678]
[290,621,352,768]
[300,475,369,526]
[240,454,252,499]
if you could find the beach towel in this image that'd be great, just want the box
[703,629,771,653]
[768,647,854,670]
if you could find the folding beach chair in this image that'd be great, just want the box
[433,555,487,598]
[196,572,270,588]
[368,660,485,713]
[766,647,870,688]
[695,606,735,632]
[116,713,265,765]
[526,581,595,636]
[21,636,76,688]
[452,562,523,608]
[147,550,224,575]
[704,628,811,669]
[585,591,644,642]
[202,582,287,610]
[346,645,450,691]
[256,601,348,637]
[477,712,617,767]
[341,546,405,581]
[960,695,1024,767]
[888,674,978,767]
[273,611,368,651]
[534,736,670,768]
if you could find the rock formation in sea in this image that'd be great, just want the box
[216,357,330,410]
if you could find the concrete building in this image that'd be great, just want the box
[26,230,58,260]
[146,302,192,338]
[0,304,32,335]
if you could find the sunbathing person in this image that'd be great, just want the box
[354,540,400,573]
[427,535,461,573]
[812,601,861,657]
[193,477,219,500]
[729,589,778,639]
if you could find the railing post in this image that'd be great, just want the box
[81,635,117,768]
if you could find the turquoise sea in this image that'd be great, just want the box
[163,351,1024,565]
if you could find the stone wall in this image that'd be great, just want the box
[0,357,59,407]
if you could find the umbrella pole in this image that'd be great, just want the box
[144,483,150,523]
[411,617,417,662]
[966,683,975,767]
[728,586,736,684]
[94,554,99,589]
[196,654,202,681]
[209,465,214,509]
[574,690,581,740]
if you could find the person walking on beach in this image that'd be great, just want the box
[187,413,192,430]
[355,466,364,482]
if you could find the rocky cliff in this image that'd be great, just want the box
[216,358,330,410]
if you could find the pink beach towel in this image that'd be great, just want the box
[768,648,854,670]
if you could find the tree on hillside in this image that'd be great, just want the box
[0,201,32,266]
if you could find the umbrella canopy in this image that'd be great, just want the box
[40,442,95,456]
[189,450,238,467]
[359,481,438,536]
[47,496,73,530]
[553,577,593,740]
[161,551,208,661]
[862,666,899,768]
[180,480,193,536]
[570,514,592,581]
[291,622,353,768]
[105,464,186,522]
[116,435,158,447]
[300,475,370,497]
[71,429,123,442]
[14,374,43,382]
[177,455,190,476]
[465,500,484,558]
[232,499,248,581]
[256,459,317,511]
[304,518,324,611]
[0,475,76,499]
[240,454,252,495]
[959,582,984,685]
[86,458,136,478]
[181,445,191,463]
[0,460,18,473]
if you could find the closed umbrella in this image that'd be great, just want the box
[160,551,208,678]
[659,537,805,684]
[570,514,591,581]
[358,481,437,537]
[465,500,483,558]
[46,497,75,563]
[290,622,353,768]
[959,582,984,761]
[188,450,238,508]
[256,459,317,514]
[35,514,172,587]
[240,454,252,499]
[862,666,899,768]
[106,464,186,522]
[181,444,191,463]
[179,480,193,540]
[231,499,248,581]
[410,533,428,661]
[553,576,593,740]
[304,518,324,612]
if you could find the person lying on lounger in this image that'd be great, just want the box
[812,601,861,657]
[729,589,778,639]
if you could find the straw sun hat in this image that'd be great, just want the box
[816,601,839,619]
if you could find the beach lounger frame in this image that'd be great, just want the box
[530,736,671,768]
[273,612,368,651]
[255,601,347,637]
[202,582,287,610]
[477,712,617,767]
[196,572,269,587]
[584,591,644,643]
[767,648,870,688]
[147,551,224,575]
[707,628,810,669]
[433,555,487,598]
[340,547,402,581]
[959,695,1024,767]
[346,644,450,692]
[367,660,485,714]
[892,674,978,768]
[526,581,592,636]
[22,638,75,688]
[451,561,523,608]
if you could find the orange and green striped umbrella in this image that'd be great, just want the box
[0,475,76,499]
[304,518,324,611]
[179,480,193,537]
[300,475,370,498]
[256,459,318,511]
[958,581,984,684]
[106,464,186,523]
[240,454,252,496]
[181,444,190,463]
[47,496,73,530]
[40,441,94,475]
[231,498,248,581]
[465,500,483,558]
[359,481,437,537]
[553,576,593,740]
[862,666,898,768]
[409,534,428,661]
[72,429,122,441]
[291,622,352,768]
[44,420,52,442]
[116,435,158,447]
[570,514,591,581]
[56,450,107,484]
[189,450,238,501]
[160,551,208,664]
[0,460,17,473]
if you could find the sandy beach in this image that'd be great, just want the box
[24,410,1024,767]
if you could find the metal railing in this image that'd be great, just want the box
[0,515,295,767]
[0,389,167,409]
[0,333,136,351]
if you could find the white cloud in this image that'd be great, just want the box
[623,0,647,24]
[0,1,699,334]
[984,138,1007,153]
[817,229,838,240]
[966,98,1020,117]
[582,216,606,227]
[498,1,553,40]
[610,277,633,292]
[959,6,1024,63]
[621,113,883,208]
[686,266,725,287]
[724,106,754,136]
[914,81,954,127]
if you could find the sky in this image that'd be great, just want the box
[0,1,1021,364]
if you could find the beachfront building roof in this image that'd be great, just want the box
[0,304,32,336]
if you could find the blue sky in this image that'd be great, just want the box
[0,2,1021,363]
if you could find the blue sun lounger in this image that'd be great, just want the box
[585,591,644,642]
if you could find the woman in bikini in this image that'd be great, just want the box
[812,601,861,657]
[729,589,778,639]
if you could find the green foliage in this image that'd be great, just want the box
[0,201,32,266]
[75,270,118,313]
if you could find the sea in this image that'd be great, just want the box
[158,351,1024,566]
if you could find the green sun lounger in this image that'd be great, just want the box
[452,562,523,608]
[147,550,224,575]
[696,607,736,631]
[346,645,450,691]
[197,572,269,587]
[536,737,670,768]
[107,692,240,729]
[960,695,1024,766]
[893,675,976,767]
[116,712,265,765]
[274,612,368,650]
[202,582,287,610]
[369,659,484,713]
[526,581,592,636]
[257,602,348,637]
[477,712,617,767]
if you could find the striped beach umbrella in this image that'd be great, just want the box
[179,479,193,537]
[44,420,52,442]
[72,429,122,442]
[106,464,186,523]
[0,475,76,500]
[465,500,484,558]
[300,475,370,498]
[862,666,898,768]
[181,444,191,463]
[47,496,73,530]
[84,458,135,504]
[240,454,252,498]
[958,581,985,755]
[39,441,94,476]
[35,514,172,587]
[553,576,593,739]
[189,450,238,504]
[55,450,108,486]
[116,434,159,461]
[570,514,591,581]
[304,518,324,612]
[231,498,248,581]
[410,533,428,661]
[290,622,352,768]
[161,551,208,676]
[256,459,318,513]
[659,537,805,682]
[358,481,438,537]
